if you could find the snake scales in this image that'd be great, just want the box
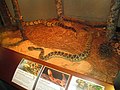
[23,19,76,32]
[28,32,93,62]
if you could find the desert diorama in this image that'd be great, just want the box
[0,0,120,85]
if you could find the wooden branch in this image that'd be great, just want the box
[106,0,120,40]
[0,0,12,26]
[11,0,27,40]
[55,0,63,21]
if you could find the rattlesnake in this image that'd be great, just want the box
[28,32,93,62]
[22,19,76,32]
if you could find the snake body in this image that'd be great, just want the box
[23,20,76,32]
[28,32,93,62]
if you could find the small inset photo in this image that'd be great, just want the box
[18,58,43,76]
[40,66,70,88]
[68,76,105,90]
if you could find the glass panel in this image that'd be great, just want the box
[64,0,111,22]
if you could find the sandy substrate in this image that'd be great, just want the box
[0,23,120,84]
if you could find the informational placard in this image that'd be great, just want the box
[12,58,43,90]
[12,58,105,90]
[34,66,70,90]
[68,76,105,90]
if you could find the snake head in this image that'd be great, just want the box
[28,46,35,51]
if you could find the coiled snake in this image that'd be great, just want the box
[28,32,93,62]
